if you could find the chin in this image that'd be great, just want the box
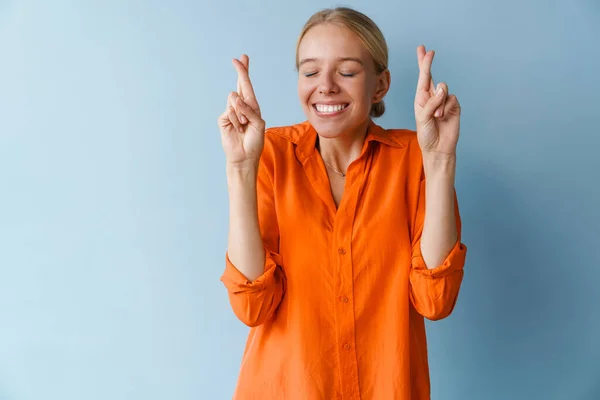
[309,121,349,138]
[307,114,371,140]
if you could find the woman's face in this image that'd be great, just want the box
[297,23,389,138]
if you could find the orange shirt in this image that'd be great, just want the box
[221,120,467,400]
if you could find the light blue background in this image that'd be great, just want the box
[1,1,599,399]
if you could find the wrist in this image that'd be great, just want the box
[422,153,456,181]
[226,162,259,187]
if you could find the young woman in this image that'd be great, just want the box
[218,7,467,400]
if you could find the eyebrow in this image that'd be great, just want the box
[298,57,364,67]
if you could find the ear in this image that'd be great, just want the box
[373,69,391,103]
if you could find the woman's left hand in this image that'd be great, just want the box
[414,45,461,158]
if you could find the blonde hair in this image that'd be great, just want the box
[295,7,389,118]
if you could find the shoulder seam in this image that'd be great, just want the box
[265,124,303,145]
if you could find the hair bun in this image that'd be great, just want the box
[370,101,385,118]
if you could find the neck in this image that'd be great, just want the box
[316,119,370,170]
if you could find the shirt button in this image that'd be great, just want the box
[341,296,349,303]
[338,247,346,255]
[343,343,351,351]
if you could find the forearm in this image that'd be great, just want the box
[226,163,267,282]
[420,155,458,270]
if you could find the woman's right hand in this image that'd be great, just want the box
[218,55,266,168]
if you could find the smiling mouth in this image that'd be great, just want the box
[313,103,350,115]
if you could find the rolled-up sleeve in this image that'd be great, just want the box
[221,249,286,327]
[409,239,466,321]
[409,176,468,321]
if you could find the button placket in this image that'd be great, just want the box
[331,162,366,400]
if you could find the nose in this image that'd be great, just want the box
[317,72,339,94]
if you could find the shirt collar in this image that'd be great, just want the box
[294,119,405,163]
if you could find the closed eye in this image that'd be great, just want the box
[302,71,356,78]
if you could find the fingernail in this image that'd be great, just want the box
[435,109,442,117]
[436,86,444,97]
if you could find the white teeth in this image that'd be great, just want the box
[315,104,347,113]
